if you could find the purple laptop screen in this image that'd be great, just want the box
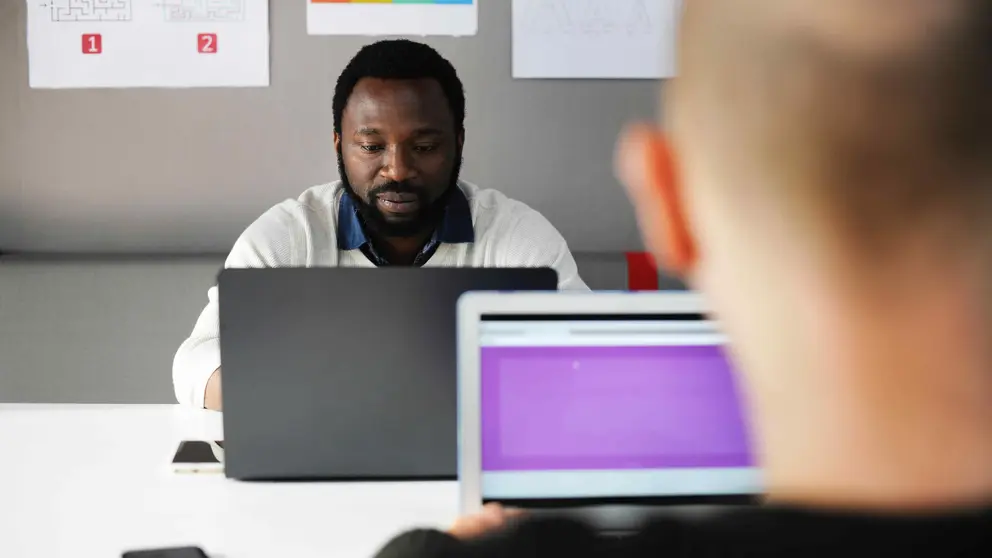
[481,345,754,472]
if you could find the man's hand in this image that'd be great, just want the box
[204,368,222,411]
[447,503,525,540]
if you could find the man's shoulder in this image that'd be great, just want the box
[234,182,341,246]
[459,181,546,228]
[460,180,533,218]
[250,182,343,228]
[461,181,564,246]
[286,181,343,215]
[227,182,344,266]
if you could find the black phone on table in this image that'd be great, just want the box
[170,440,224,474]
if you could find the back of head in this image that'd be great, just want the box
[620,0,992,508]
[672,0,992,256]
[664,0,992,373]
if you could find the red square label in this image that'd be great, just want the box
[82,34,102,54]
[198,33,217,54]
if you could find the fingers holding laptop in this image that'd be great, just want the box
[447,504,526,540]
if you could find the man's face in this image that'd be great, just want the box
[335,77,462,238]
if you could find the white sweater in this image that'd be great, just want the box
[172,181,588,407]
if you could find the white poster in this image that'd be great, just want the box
[27,0,270,89]
[307,0,477,37]
[512,0,680,79]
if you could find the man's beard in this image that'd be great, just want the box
[338,151,462,239]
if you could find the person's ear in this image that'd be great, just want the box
[457,130,465,150]
[333,132,341,153]
[615,123,697,278]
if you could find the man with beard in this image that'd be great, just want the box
[173,40,587,410]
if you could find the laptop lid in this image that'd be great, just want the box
[218,267,557,481]
[458,292,761,525]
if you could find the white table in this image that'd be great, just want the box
[0,405,459,558]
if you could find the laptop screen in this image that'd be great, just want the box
[478,313,761,506]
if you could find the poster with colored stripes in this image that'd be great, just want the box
[307,0,477,36]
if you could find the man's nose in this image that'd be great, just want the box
[382,146,417,182]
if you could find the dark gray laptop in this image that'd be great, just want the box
[217,267,557,481]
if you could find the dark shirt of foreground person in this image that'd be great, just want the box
[376,506,992,558]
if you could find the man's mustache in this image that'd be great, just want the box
[368,181,422,197]
[366,180,426,204]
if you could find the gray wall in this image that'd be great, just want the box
[0,257,224,403]
[0,0,657,254]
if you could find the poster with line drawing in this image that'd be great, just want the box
[512,0,681,79]
[307,0,477,37]
[27,0,269,89]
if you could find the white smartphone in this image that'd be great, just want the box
[170,440,225,474]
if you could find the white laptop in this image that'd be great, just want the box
[456,291,762,533]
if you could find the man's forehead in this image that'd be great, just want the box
[342,77,453,129]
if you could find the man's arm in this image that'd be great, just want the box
[203,368,222,411]
[498,209,589,291]
[172,203,307,408]
[374,517,609,558]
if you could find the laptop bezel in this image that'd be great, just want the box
[456,290,755,515]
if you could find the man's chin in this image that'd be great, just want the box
[373,217,432,239]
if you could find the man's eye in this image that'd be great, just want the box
[360,145,383,152]
[413,144,438,153]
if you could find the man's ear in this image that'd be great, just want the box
[457,131,465,150]
[333,132,341,152]
[615,124,697,278]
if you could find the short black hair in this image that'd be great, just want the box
[333,39,465,136]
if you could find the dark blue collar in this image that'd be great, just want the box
[337,184,475,252]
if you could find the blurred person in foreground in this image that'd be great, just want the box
[375,0,992,556]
